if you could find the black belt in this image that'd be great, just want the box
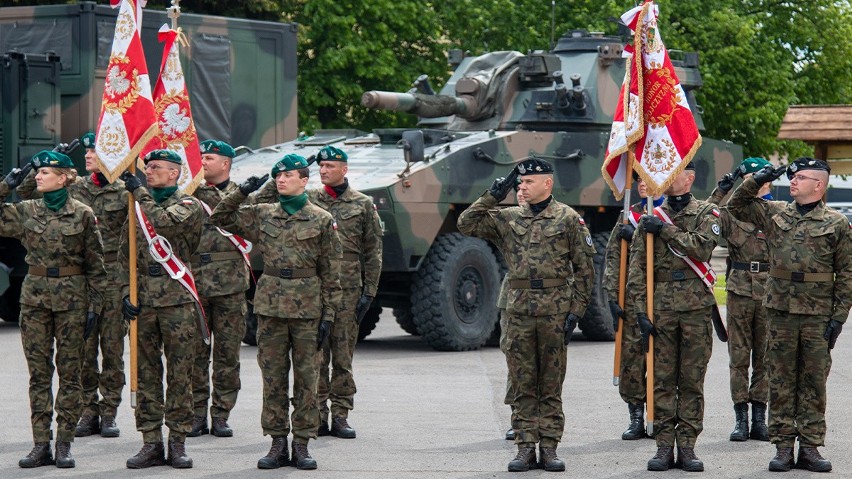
[731,261,770,273]
[191,251,243,264]
[264,266,317,279]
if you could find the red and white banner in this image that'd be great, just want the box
[602,1,702,199]
[141,25,204,195]
[95,0,158,183]
[198,200,255,282]
[653,207,717,289]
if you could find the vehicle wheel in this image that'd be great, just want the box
[393,307,419,336]
[242,303,258,346]
[579,231,615,341]
[484,245,507,347]
[411,233,500,351]
[0,276,22,323]
[357,304,382,341]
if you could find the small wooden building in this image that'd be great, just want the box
[778,105,852,174]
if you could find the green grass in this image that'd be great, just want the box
[714,273,727,306]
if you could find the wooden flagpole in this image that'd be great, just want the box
[128,162,139,408]
[645,198,655,436]
[612,158,634,386]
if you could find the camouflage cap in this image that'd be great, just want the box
[317,145,348,163]
[271,153,309,176]
[740,157,771,174]
[81,132,96,149]
[143,149,182,165]
[200,139,236,158]
[787,157,830,179]
[31,150,74,169]
[516,158,553,176]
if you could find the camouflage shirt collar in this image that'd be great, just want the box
[521,197,557,218]
[788,200,827,220]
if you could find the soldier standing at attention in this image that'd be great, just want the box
[120,150,203,469]
[17,133,129,439]
[310,145,382,439]
[604,173,663,440]
[1,150,106,468]
[727,158,851,473]
[709,157,776,443]
[211,153,342,470]
[187,140,249,438]
[457,158,595,473]
[627,162,720,472]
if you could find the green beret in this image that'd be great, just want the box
[740,157,771,174]
[317,145,347,163]
[81,132,96,149]
[143,149,182,165]
[271,154,309,176]
[31,150,74,169]
[200,139,236,158]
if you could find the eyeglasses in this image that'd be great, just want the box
[144,164,178,171]
[790,174,820,183]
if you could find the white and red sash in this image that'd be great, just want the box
[652,207,717,289]
[198,200,254,279]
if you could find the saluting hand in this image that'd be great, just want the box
[752,165,786,185]
[488,168,519,202]
[239,174,270,195]
[717,172,738,194]
[3,163,32,189]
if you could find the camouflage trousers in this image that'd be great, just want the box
[726,292,768,404]
[766,310,832,448]
[652,307,713,448]
[618,309,646,405]
[505,312,567,447]
[498,310,517,422]
[257,314,320,444]
[317,288,359,420]
[192,292,247,420]
[20,305,86,443]
[136,302,197,443]
[80,272,127,418]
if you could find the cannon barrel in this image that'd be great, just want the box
[361,91,477,119]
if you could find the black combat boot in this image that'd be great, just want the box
[257,436,288,469]
[768,446,794,472]
[676,447,704,472]
[795,446,832,472]
[539,446,565,472]
[75,414,100,437]
[318,420,331,436]
[622,403,646,440]
[166,438,193,469]
[508,446,537,472]
[750,402,769,441]
[55,441,75,468]
[100,416,120,437]
[126,442,166,469]
[647,446,675,471]
[729,402,749,441]
[187,415,208,437]
[18,442,54,468]
[211,417,233,437]
[291,442,317,470]
[330,416,356,439]
[505,428,515,440]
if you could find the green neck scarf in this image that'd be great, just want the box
[42,188,68,212]
[278,192,308,215]
[151,186,178,204]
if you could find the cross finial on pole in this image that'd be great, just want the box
[167,0,181,30]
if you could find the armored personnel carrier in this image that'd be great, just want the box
[230,30,742,351]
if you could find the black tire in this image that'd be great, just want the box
[242,303,258,346]
[411,233,501,351]
[484,245,508,347]
[0,276,23,323]
[393,307,419,336]
[579,231,615,341]
[357,304,382,341]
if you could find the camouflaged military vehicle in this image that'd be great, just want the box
[0,1,297,322]
[229,30,742,351]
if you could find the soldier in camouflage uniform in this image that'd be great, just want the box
[120,150,203,469]
[1,150,106,468]
[211,153,342,470]
[603,174,663,440]
[187,140,249,438]
[458,158,595,473]
[727,157,851,473]
[310,145,382,439]
[627,162,720,472]
[710,157,776,443]
[17,133,129,439]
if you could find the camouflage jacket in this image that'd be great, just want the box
[210,190,342,321]
[457,192,595,317]
[119,188,203,308]
[307,185,383,295]
[708,186,772,300]
[628,196,720,314]
[191,181,250,297]
[727,177,852,321]
[18,170,128,255]
[603,201,644,302]
[0,182,107,313]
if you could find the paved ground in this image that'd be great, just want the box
[0,306,849,478]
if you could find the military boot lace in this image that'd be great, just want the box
[291,442,317,470]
